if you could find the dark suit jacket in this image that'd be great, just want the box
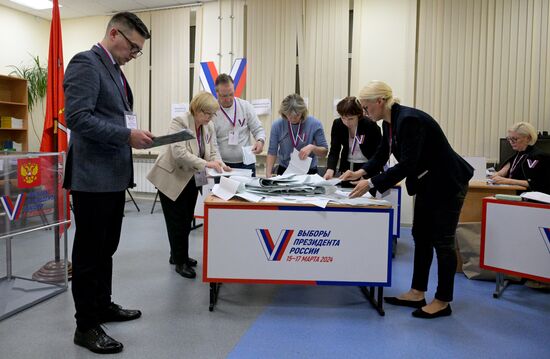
[63,45,134,192]
[502,145,550,194]
[362,103,474,196]
[326,116,382,173]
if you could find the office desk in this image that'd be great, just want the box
[460,180,525,222]
[203,195,393,315]
[480,198,550,297]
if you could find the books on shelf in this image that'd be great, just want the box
[1,116,24,129]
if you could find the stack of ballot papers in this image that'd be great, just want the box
[211,174,391,208]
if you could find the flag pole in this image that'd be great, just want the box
[32,0,72,283]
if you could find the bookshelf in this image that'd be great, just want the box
[0,75,28,152]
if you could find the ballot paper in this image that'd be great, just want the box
[283,149,312,175]
[242,145,256,165]
[150,129,195,147]
[212,176,243,201]
[206,168,253,177]
[520,191,550,204]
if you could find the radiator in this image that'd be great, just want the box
[132,157,156,193]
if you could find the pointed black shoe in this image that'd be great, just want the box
[175,263,196,278]
[74,326,123,354]
[187,257,198,267]
[169,256,197,267]
[98,303,142,323]
[384,296,426,308]
[412,304,452,319]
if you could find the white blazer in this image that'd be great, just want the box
[147,112,221,201]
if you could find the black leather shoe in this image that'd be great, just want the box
[384,296,427,308]
[74,326,123,354]
[99,303,142,323]
[175,263,196,278]
[412,304,452,319]
[187,257,198,267]
[169,257,197,267]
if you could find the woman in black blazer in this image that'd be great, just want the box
[324,97,382,179]
[341,81,473,319]
[491,122,550,194]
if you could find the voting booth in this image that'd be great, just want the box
[0,152,70,321]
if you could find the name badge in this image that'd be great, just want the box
[125,111,138,129]
[228,130,239,145]
[194,169,208,187]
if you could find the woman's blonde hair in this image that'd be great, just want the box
[279,94,308,120]
[509,122,538,145]
[190,92,218,116]
[358,81,400,110]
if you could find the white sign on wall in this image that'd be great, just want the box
[251,99,271,116]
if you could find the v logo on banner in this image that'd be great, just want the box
[539,227,550,254]
[0,194,27,221]
[256,229,294,261]
[199,58,247,98]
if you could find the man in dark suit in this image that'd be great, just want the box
[341,81,473,319]
[63,12,154,354]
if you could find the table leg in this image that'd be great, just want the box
[360,286,385,316]
[209,282,220,311]
[493,273,510,298]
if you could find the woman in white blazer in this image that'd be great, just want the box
[147,92,229,278]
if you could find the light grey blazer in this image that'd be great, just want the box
[147,113,222,201]
[63,45,133,192]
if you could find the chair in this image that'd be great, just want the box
[126,184,140,212]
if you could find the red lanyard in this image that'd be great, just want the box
[220,103,237,127]
[288,121,304,148]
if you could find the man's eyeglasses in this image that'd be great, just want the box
[506,136,520,143]
[117,29,143,57]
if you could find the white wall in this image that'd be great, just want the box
[0,5,50,151]
[61,16,110,68]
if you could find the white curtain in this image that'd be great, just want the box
[350,0,417,105]
[300,0,349,132]
[150,8,191,143]
[416,0,550,160]
[123,12,151,136]
[245,0,303,140]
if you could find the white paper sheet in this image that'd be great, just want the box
[206,168,253,177]
[283,148,312,175]
[241,145,256,165]
[212,176,242,201]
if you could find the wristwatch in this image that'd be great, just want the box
[257,138,265,144]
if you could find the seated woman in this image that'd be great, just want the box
[266,94,328,177]
[147,92,229,279]
[324,96,382,180]
[491,122,550,194]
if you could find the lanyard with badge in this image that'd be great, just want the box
[350,126,364,155]
[194,125,208,187]
[509,153,526,178]
[288,121,305,149]
[221,103,239,145]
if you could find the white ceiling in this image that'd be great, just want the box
[0,0,211,20]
